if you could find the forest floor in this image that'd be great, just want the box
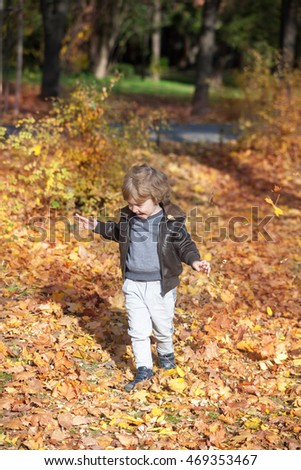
[0,84,301,451]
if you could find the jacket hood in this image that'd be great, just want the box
[161,202,186,219]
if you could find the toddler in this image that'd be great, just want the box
[76,164,210,391]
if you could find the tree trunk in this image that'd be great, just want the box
[40,0,68,98]
[92,0,125,79]
[192,0,221,116]
[3,0,11,112]
[94,39,110,79]
[14,0,23,115]
[280,0,299,70]
[151,0,161,81]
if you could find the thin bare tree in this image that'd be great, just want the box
[151,0,161,81]
[14,0,23,114]
[280,0,299,70]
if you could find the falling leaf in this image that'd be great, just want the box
[265,197,283,217]
[267,306,273,316]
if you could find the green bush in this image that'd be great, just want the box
[110,63,136,78]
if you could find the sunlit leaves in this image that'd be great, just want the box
[1,78,301,451]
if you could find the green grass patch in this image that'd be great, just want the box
[20,68,242,101]
[0,372,14,391]
[113,76,194,98]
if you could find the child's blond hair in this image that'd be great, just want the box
[122,164,171,205]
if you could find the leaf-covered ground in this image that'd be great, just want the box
[1,94,301,450]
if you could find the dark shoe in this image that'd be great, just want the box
[158,352,176,370]
[124,366,154,392]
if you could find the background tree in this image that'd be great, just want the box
[14,0,24,114]
[90,0,129,79]
[40,0,69,98]
[280,0,299,70]
[192,0,221,115]
[218,0,281,64]
[150,0,162,81]
[1,0,301,110]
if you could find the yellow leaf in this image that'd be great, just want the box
[32,144,42,156]
[265,197,274,205]
[274,206,283,217]
[176,366,185,378]
[131,390,149,401]
[237,340,255,352]
[117,421,133,430]
[267,306,273,316]
[168,377,187,393]
[52,292,65,302]
[221,290,234,303]
[244,417,261,430]
[151,407,163,417]
[277,377,288,392]
[265,197,283,217]
[5,387,18,395]
[158,428,176,435]
[204,253,212,261]
[274,352,288,364]
[193,387,205,397]
[293,358,301,366]
[252,324,261,331]
[157,414,165,424]
[121,415,144,425]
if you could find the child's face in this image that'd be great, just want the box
[127,198,161,219]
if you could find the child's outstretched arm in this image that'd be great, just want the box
[75,213,98,231]
[75,212,122,242]
[192,260,211,277]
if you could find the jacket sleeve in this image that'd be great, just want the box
[173,222,201,266]
[93,220,121,242]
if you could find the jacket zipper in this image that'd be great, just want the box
[157,217,165,294]
[122,218,131,280]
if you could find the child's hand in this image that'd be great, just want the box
[192,260,211,277]
[75,213,98,231]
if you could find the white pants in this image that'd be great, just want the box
[122,279,177,369]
